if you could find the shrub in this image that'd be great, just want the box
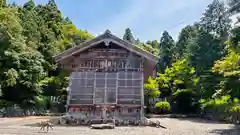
[229,105,240,113]
[200,95,232,113]
[200,95,240,123]
[170,89,200,114]
[155,101,171,114]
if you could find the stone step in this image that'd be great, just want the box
[90,124,115,129]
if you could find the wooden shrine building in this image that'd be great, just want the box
[54,30,158,124]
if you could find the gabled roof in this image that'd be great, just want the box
[53,30,159,63]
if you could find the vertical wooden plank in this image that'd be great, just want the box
[116,72,119,104]
[104,72,107,104]
[66,72,72,113]
[140,58,145,121]
[93,72,96,104]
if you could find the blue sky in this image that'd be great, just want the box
[8,0,214,41]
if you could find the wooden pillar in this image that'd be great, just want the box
[140,57,145,121]
[116,72,119,104]
[66,72,73,113]
[93,72,96,104]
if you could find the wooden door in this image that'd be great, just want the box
[94,72,105,104]
[105,72,117,104]
[94,72,117,104]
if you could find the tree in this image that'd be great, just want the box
[0,0,6,8]
[200,0,231,38]
[186,28,223,74]
[147,40,159,49]
[48,0,57,7]
[64,17,72,24]
[175,25,198,59]
[212,26,240,98]
[228,0,240,14]
[157,31,175,73]
[0,0,96,110]
[123,28,135,44]
[157,58,198,94]
[0,8,45,105]
[23,0,35,11]
[135,38,140,45]
[144,77,160,109]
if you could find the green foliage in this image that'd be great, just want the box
[0,8,45,104]
[186,29,224,74]
[123,28,135,44]
[157,31,175,73]
[200,0,231,38]
[157,58,198,94]
[0,0,6,8]
[200,95,240,124]
[138,43,159,56]
[228,0,240,14]
[144,77,160,99]
[175,25,198,59]
[197,71,223,99]
[155,101,171,114]
[229,104,240,113]
[0,0,239,121]
[228,26,240,52]
[213,51,240,77]
[0,1,93,110]
[38,76,69,96]
[23,0,35,10]
[200,95,240,114]
[170,89,199,113]
[34,96,47,108]
[212,26,240,99]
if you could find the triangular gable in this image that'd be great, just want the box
[54,30,159,63]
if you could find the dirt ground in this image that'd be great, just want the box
[0,116,239,135]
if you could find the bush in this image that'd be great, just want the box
[200,95,232,113]
[155,101,171,114]
[200,95,240,124]
[170,89,200,114]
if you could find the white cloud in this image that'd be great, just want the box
[106,0,189,37]
[91,0,211,41]
[91,0,149,36]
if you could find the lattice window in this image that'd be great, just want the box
[94,88,105,104]
[96,72,105,78]
[86,79,94,87]
[132,72,141,78]
[106,72,117,78]
[96,79,105,87]
[107,79,116,87]
[132,80,141,86]
[117,71,142,105]
[69,72,94,105]
[106,89,116,103]
[118,80,125,87]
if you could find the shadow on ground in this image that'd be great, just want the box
[24,117,61,127]
[209,125,240,135]
[171,117,228,124]
[165,117,240,135]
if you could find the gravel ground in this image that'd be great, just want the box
[0,117,239,135]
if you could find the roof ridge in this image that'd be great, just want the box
[54,30,158,63]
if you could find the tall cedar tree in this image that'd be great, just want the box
[175,25,198,59]
[228,0,240,14]
[200,0,231,39]
[157,31,175,73]
[123,28,135,44]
